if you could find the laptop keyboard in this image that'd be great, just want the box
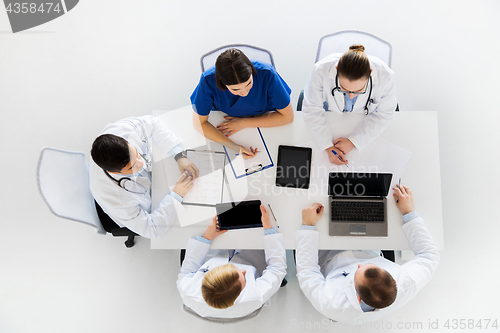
[331,200,385,222]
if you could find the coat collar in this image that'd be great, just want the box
[343,272,363,311]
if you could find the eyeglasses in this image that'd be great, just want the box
[332,74,370,96]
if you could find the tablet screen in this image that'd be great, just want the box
[216,200,262,230]
[276,145,312,189]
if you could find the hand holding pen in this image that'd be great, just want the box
[327,146,349,167]
[392,183,414,215]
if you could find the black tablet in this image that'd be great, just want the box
[216,200,262,230]
[275,145,312,189]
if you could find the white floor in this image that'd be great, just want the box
[1,1,500,332]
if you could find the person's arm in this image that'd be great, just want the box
[192,111,257,159]
[295,204,329,307]
[254,205,287,302]
[178,216,227,277]
[113,116,181,155]
[105,173,193,239]
[302,64,347,165]
[348,68,397,151]
[302,63,336,151]
[393,185,440,290]
[215,102,294,136]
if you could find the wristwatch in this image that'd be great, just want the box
[174,150,187,162]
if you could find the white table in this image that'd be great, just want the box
[151,108,443,250]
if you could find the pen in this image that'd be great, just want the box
[396,178,401,203]
[268,204,279,228]
[331,149,349,168]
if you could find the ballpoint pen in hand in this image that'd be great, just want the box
[396,178,401,203]
[331,149,349,168]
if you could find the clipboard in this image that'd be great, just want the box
[223,127,274,179]
[181,150,226,206]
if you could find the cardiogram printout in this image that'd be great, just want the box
[182,150,226,206]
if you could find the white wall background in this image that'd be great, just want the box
[1,1,499,332]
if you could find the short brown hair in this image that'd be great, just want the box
[337,44,371,81]
[356,267,397,309]
[201,264,243,309]
[214,48,257,91]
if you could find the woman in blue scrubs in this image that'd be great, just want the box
[191,48,293,158]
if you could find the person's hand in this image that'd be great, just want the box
[172,171,194,197]
[177,157,199,179]
[334,137,355,155]
[392,184,414,215]
[216,117,248,136]
[202,216,228,241]
[239,145,258,160]
[326,145,348,165]
[260,205,272,229]
[302,203,324,226]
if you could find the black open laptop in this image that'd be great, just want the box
[328,172,392,237]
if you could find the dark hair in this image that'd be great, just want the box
[214,48,257,91]
[356,267,397,309]
[337,44,371,81]
[91,134,130,172]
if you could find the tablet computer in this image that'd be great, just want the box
[215,200,262,230]
[275,145,312,189]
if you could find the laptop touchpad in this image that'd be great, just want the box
[350,224,366,235]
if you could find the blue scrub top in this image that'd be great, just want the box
[190,61,292,117]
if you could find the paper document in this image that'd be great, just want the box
[182,150,226,206]
[208,112,273,179]
[307,137,412,196]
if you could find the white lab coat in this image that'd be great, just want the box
[177,233,287,319]
[295,217,439,325]
[302,53,397,151]
[89,116,185,239]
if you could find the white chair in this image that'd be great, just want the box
[182,304,263,323]
[316,30,392,67]
[37,147,138,247]
[200,44,275,72]
[37,147,105,234]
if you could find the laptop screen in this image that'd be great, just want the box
[328,173,392,197]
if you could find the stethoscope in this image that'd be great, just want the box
[103,167,149,195]
[331,74,373,115]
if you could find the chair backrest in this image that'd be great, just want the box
[182,304,263,323]
[37,147,105,234]
[316,30,392,67]
[200,44,275,72]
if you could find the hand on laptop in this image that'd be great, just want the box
[393,184,414,215]
[202,216,228,241]
[302,203,324,226]
[260,205,272,229]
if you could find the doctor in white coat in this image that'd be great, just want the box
[177,205,287,319]
[296,185,439,325]
[302,44,397,165]
[89,116,198,239]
